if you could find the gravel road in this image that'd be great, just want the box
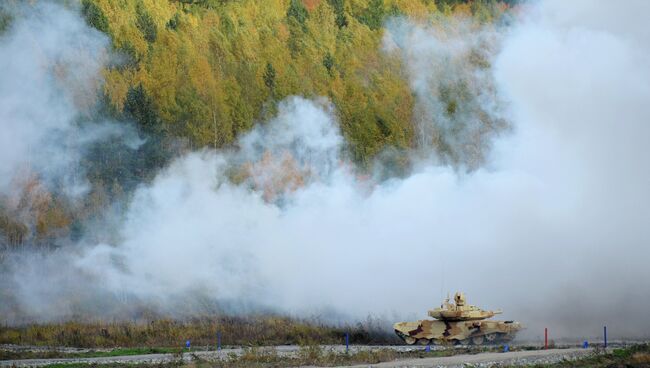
[0,345,595,367]
[335,348,591,367]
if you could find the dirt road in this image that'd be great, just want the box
[1,345,593,367]
[336,348,590,367]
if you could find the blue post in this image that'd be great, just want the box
[217,332,222,350]
[185,339,191,350]
[425,344,431,353]
[583,340,588,349]
[503,344,509,353]
[345,332,349,353]
[604,326,607,348]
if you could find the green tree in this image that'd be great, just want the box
[166,13,181,31]
[263,62,277,92]
[327,0,348,28]
[323,52,335,76]
[287,0,308,28]
[136,3,157,43]
[81,0,110,34]
[124,84,158,133]
[358,0,384,30]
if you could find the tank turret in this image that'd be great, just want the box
[427,292,502,321]
[394,292,523,346]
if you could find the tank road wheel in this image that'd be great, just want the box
[404,336,417,345]
[417,338,431,346]
[471,335,485,345]
[485,333,498,343]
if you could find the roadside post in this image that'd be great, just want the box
[217,332,222,350]
[186,339,191,351]
[544,328,548,349]
[583,340,589,349]
[345,332,349,354]
[503,344,509,353]
[604,326,607,348]
[425,344,431,353]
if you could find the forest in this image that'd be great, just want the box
[0,0,513,250]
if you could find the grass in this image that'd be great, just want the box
[0,315,397,348]
[8,344,648,368]
[1,343,505,366]
[512,343,650,368]
[0,347,184,360]
[1,343,495,361]
[164,345,488,368]
[7,319,646,368]
[41,365,176,368]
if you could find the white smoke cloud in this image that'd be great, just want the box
[383,16,506,167]
[0,2,139,197]
[76,98,344,308]
[3,0,650,342]
[487,0,650,339]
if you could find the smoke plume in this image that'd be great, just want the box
[2,0,650,341]
[0,2,138,197]
[383,16,507,168]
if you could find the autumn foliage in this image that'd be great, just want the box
[0,0,511,246]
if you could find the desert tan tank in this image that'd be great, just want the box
[394,292,523,345]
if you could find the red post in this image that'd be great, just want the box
[544,328,548,349]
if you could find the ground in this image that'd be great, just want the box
[2,343,649,367]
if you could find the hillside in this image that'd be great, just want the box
[0,0,511,248]
[89,0,509,163]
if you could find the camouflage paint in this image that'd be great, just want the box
[394,292,523,345]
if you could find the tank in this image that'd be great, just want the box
[394,292,523,345]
